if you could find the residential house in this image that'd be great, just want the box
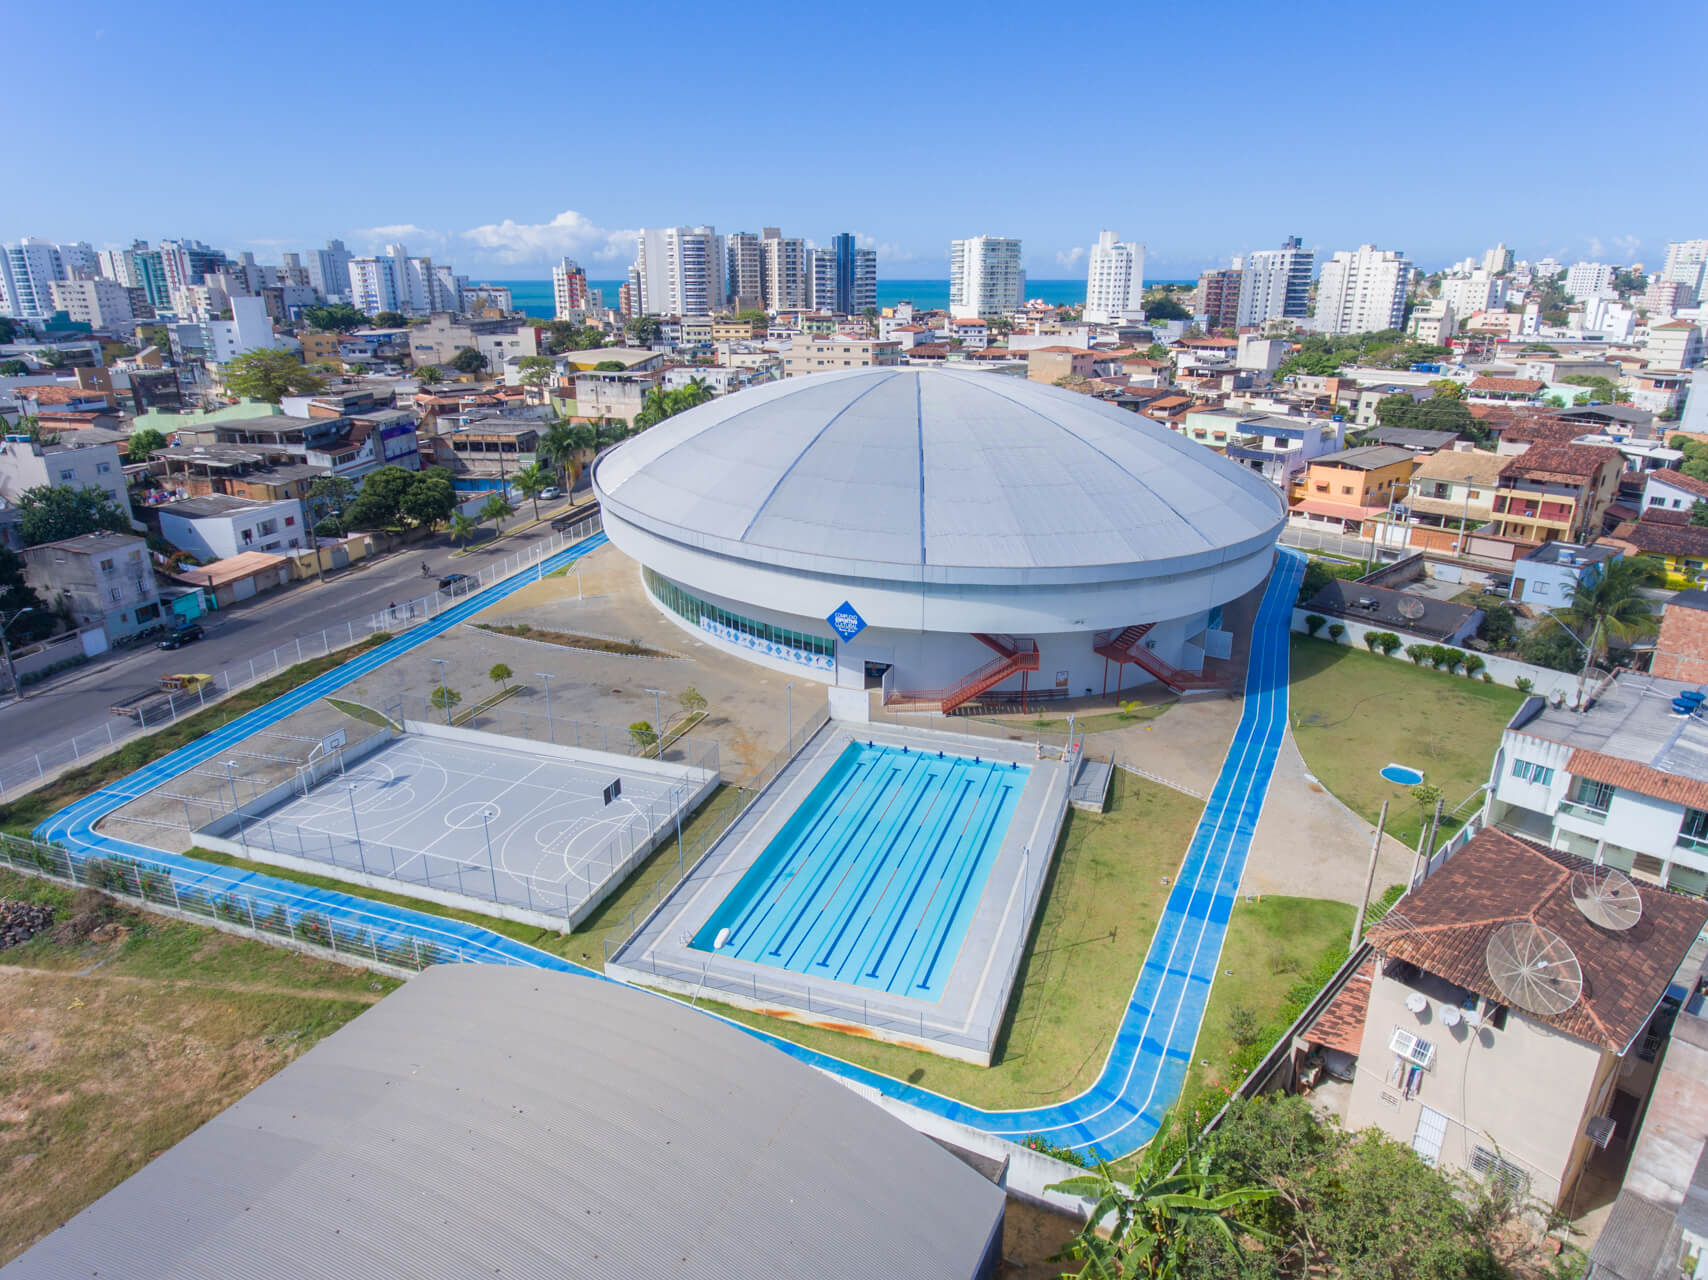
[1640,470,1708,520]
[1405,450,1507,535]
[1492,443,1623,543]
[438,419,540,493]
[1487,672,1708,894]
[156,494,307,560]
[169,549,292,608]
[1346,827,1708,1209]
[1650,590,1708,684]
[22,531,164,640]
[949,318,989,349]
[1360,426,1463,454]
[1026,347,1097,385]
[555,348,664,374]
[574,371,654,426]
[1509,541,1619,612]
[1604,517,1708,590]
[1291,445,1416,531]
[781,337,901,378]
[1647,321,1705,372]
[0,435,133,526]
[1302,576,1480,644]
[407,314,540,372]
[1222,416,1343,489]
[299,331,344,367]
[1468,376,1546,405]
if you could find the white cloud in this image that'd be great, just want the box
[1612,234,1642,262]
[1584,236,1605,259]
[357,223,447,250]
[459,210,638,266]
[1055,245,1087,269]
[855,232,916,263]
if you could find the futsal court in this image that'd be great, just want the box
[226,733,696,925]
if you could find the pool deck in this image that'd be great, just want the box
[607,720,1072,1064]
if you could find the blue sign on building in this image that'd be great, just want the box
[826,601,867,642]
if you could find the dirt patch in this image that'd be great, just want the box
[475,622,679,659]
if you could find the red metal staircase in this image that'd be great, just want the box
[888,633,1040,713]
[1094,623,1225,694]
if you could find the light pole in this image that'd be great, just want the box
[785,681,794,749]
[1456,473,1475,556]
[0,607,32,700]
[223,760,246,849]
[535,671,555,742]
[431,656,452,724]
[481,807,499,899]
[644,686,665,758]
[346,783,363,852]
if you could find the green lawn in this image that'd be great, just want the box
[1183,895,1354,1100]
[0,869,393,1262]
[704,770,1205,1110]
[983,699,1176,735]
[1289,636,1522,849]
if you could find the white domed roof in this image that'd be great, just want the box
[592,367,1285,587]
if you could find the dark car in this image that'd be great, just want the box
[438,572,474,594]
[156,624,204,650]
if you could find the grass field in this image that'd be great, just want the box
[703,770,1205,1109]
[0,636,390,839]
[983,700,1176,735]
[1183,895,1354,1100]
[0,869,394,1263]
[1288,636,1522,849]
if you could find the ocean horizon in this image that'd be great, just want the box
[487,277,1194,320]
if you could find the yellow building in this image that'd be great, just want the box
[1291,445,1415,526]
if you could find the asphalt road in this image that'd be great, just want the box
[0,495,590,773]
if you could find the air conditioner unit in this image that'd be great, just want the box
[1585,1115,1616,1149]
[1389,1026,1435,1068]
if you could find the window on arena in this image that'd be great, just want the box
[643,568,834,661]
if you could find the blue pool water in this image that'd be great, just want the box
[692,742,1028,1000]
[1381,764,1425,785]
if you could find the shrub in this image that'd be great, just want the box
[1227,1003,1263,1049]
[1463,653,1486,678]
[1443,647,1467,673]
[1019,1135,1093,1168]
[1304,613,1327,636]
[1377,631,1403,657]
[1364,631,1381,652]
[1405,643,1430,665]
[1515,676,1534,695]
[1482,672,1493,682]
[1327,623,1346,643]
[1428,644,1452,669]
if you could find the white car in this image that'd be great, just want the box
[540,486,563,500]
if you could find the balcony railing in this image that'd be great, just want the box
[1558,800,1610,825]
[1676,832,1708,856]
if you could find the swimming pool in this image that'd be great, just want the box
[1380,763,1425,785]
[692,742,1028,1001]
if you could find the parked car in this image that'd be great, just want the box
[156,624,204,650]
[438,572,473,594]
[540,486,563,500]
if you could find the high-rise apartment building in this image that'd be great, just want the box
[1441,270,1501,320]
[347,245,456,316]
[807,248,838,314]
[1662,240,1708,296]
[1196,267,1243,330]
[1083,230,1145,324]
[1236,236,1313,327]
[0,238,66,320]
[948,236,1024,320]
[760,228,806,311]
[309,239,354,301]
[1482,242,1513,275]
[1312,244,1412,335]
[852,247,877,315]
[633,226,724,316]
[552,257,590,319]
[726,233,762,312]
[49,279,134,329]
[1564,261,1616,300]
[828,232,857,315]
[57,242,98,280]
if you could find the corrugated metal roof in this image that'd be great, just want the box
[3,967,1005,1280]
[592,367,1284,587]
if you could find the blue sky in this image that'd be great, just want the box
[12,0,1706,280]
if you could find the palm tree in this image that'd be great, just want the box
[537,419,592,491]
[449,512,477,548]
[479,492,515,535]
[512,463,550,521]
[1049,1114,1275,1277]
[1562,556,1661,702]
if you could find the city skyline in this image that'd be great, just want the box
[9,1,1704,278]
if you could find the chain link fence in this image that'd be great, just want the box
[0,513,603,801]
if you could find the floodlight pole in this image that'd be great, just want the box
[346,784,363,858]
[535,672,555,742]
[645,686,665,758]
[223,760,246,849]
[482,807,498,899]
[431,656,452,724]
[785,681,794,749]
[0,607,35,700]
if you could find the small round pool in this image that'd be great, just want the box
[1380,764,1425,786]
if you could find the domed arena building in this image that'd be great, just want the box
[593,368,1285,712]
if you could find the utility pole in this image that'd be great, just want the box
[0,608,33,701]
[1352,799,1389,953]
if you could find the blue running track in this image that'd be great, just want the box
[31,533,1303,1160]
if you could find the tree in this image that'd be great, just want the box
[399,470,456,531]
[344,465,418,532]
[1561,557,1661,698]
[449,512,477,547]
[677,686,707,722]
[0,359,27,377]
[1404,643,1431,665]
[1304,613,1326,636]
[1463,652,1486,679]
[628,720,658,751]
[633,378,715,431]
[449,346,487,375]
[1049,1109,1275,1278]
[1693,501,1708,528]
[517,355,556,404]
[511,463,551,521]
[429,685,462,715]
[734,308,767,327]
[1373,392,1421,426]
[1560,373,1627,404]
[537,419,594,489]
[1326,623,1346,643]
[415,365,441,384]
[593,359,627,371]
[625,316,663,345]
[1144,343,1170,361]
[1375,631,1403,657]
[479,492,515,533]
[488,662,513,692]
[18,484,132,546]
[1143,293,1191,322]
[307,474,358,533]
[371,310,409,329]
[1478,603,1518,650]
[301,303,365,333]
[126,427,167,460]
[1427,378,1464,401]
[0,546,50,641]
[223,348,324,403]
[0,317,15,344]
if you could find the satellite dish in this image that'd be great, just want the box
[1462,1007,1483,1027]
[1571,866,1642,931]
[1404,992,1428,1014]
[1440,1005,1462,1027]
[1397,598,1427,620]
[1485,921,1583,1017]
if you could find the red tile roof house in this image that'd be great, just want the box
[1342,828,1707,1210]
[1492,443,1624,543]
[1468,375,1547,405]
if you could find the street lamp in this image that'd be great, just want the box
[0,607,34,700]
[1457,473,1475,556]
[1536,612,1600,708]
[480,807,499,899]
[644,687,665,758]
[535,671,555,742]
[785,681,794,749]
[223,760,246,849]
[431,656,452,724]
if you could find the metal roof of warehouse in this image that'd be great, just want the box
[592,366,1284,586]
[2,966,1004,1280]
